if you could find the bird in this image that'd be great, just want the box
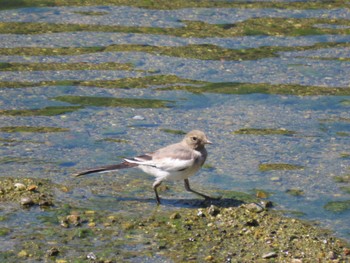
[73,130,216,204]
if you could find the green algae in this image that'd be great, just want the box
[52,95,174,108]
[324,200,350,213]
[286,189,305,197]
[0,177,54,205]
[233,128,297,136]
[160,128,186,135]
[0,126,69,133]
[73,11,109,16]
[1,41,350,62]
[1,185,349,262]
[337,132,350,137]
[0,0,349,11]
[0,75,204,90]
[1,17,349,36]
[0,62,134,71]
[0,228,10,236]
[0,106,82,116]
[101,138,130,144]
[1,76,349,97]
[0,46,105,56]
[333,175,350,183]
[0,156,48,165]
[166,81,350,96]
[259,163,305,172]
[340,187,350,194]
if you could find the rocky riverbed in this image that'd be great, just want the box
[0,177,349,262]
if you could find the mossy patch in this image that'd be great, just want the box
[0,177,54,206]
[341,99,350,106]
[233,128,296,136]
[286,189,305,197]
[324,200,350,213]
[101,138,130,144]
[166,81,350,96]
[0,0,348,11]
[0,126,69,133]
[1,78,349,97]
[0,62,134,71]
[160,128,186,135]
[0,106,82,116]
[259,163,305,172]
[1,17,350,37]
[52,95,174,108]
[0,157,48,165]
[0,228,10,236]
[333,175,350,183]
[340,187,350,194]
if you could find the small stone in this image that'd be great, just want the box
[39,199,53,207]
[88,222,96,227]
[170,212,181,219]
[47,247,59,257]
[132,115,145,120]
[244,203,264,213]
[256,190,268,198]
[14,183,26,191]
[327,251,337,260]
[205,255,214,261]
[107,215,117,222]
[27,185,38,191]
[85,210,96,215]
[262,251,277,259]
[270,177,281,182]
[260,200,273,208]
[197,209,206,217]
[18,250,28,258]
[66,214,80,226]
[20,197,34,206]
[207,205,220,217]
[87,252,97,260]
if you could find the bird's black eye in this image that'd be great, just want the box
[192,136,197,141]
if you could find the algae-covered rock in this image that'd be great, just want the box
[0,177,54,207]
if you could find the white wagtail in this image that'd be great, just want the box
[73,130,216,204]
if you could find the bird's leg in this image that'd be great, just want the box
[184,179,214,200]
[153,181,162,205]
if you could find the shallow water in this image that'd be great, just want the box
[0,0,349,252]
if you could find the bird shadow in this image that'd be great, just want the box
[114,196,244,209]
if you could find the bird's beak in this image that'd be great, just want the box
[205,139,212,144]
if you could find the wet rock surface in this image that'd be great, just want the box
[0,177,54,207]
[0,184,349,262]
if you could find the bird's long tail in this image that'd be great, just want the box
[73,161,138,177]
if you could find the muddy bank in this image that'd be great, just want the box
[0,177,349,262]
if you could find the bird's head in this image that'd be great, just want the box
[184,130,212,149]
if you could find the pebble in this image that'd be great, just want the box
[20,197,34,206]
[27,185,38,191]
[262,251,277,259]
[66,214,80,226]
[270,177,281,182]
[46,247,59,257]
[14,183,26,191]
[17,250,28,258]
[243,203,264,213]
[207,205,220,216]
[197,209,206,217]
[170,212,181,219]
[132,115,145,120]
[87,252,97,260]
